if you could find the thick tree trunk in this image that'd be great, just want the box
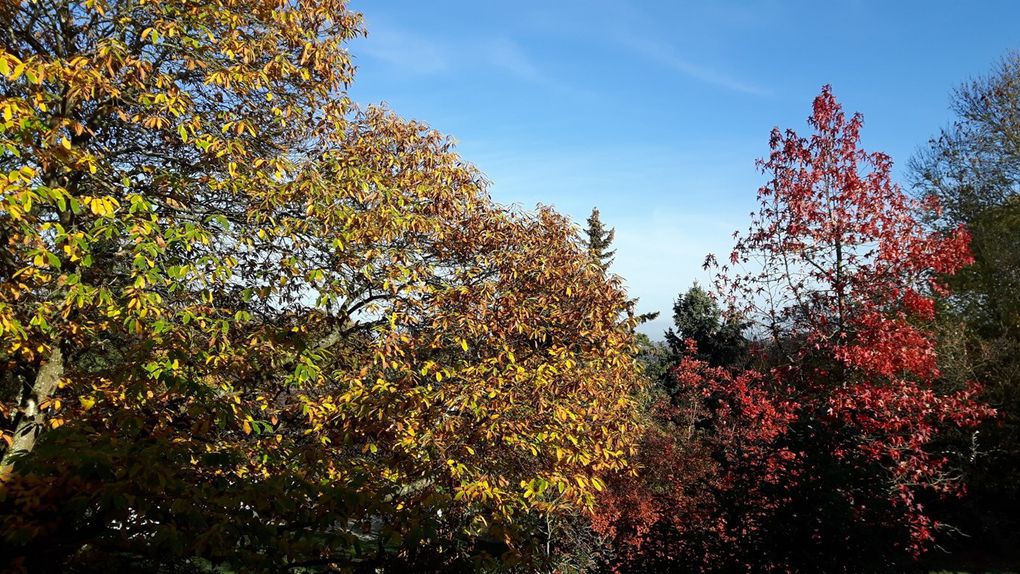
[1,346,64,473]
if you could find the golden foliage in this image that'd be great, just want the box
[0,0,642,567]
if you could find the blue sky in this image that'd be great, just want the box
[345,0,1020,338]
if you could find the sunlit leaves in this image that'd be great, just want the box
[716,86,993,562]
[602,87,996,573]
[0,0,642,570]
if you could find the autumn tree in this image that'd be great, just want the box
[0,1,643,571]
[712,85,994,569]
[595,299,755,571]
[910,51,1020,568]
[594,340,797,573]
[601,87,994,573]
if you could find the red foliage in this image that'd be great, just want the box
[595,342,801,572]
[602,86,994,572]
[723,86,994,556]
[591,395,725,571]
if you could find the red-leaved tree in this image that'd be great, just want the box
[595,340,798,572]
[601,86,995,573]
[721,85,994,568]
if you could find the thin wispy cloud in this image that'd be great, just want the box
[485,38,542,82]
[482,37,598,101]
[525,0,771,96]
[355,22,592,101]
[357,21,539,81]
[356,20,450,74]
[617,33,771,96]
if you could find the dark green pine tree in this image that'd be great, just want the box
[583,207,659,324]
[664,283,747,369]
[584,207,616,271]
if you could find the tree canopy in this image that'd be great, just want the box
[910,52,1020,569]
[598,86,994,573]
[0,1,644,570]
[1,2,1014,572]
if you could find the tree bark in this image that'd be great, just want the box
[1,346,64,473]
